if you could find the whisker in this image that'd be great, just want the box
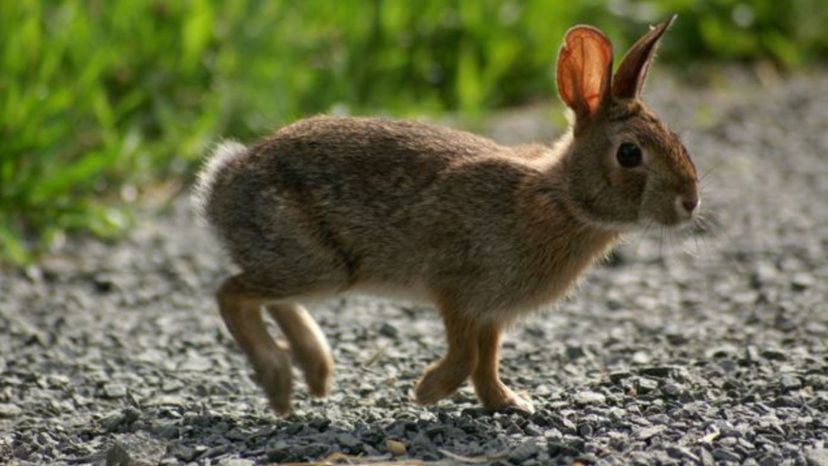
[698,159,726,183]
[693,211,728,241]
[631,219,655,257]
[658,226,665,260]
[690,226,704,256]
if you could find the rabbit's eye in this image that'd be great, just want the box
[617,143,642,168]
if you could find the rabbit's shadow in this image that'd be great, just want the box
[155,404,539,464]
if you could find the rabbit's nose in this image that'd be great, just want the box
[675,193,699,218]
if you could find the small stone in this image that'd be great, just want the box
[0,404,21,418]
[386,439,406,456]
[751,262,778,288]
[667,446,700,463]
[639,366,672,378]
[780,374,801,391]
[266,441,290,463]
[47,374,70,387]
[509,443,541,463]
[609,371,632,384]
[805,448,828,466]
[761,349,787,361]
[661,383,682,397]
[745,346,761,363]
[379,323,399,339]
[179,355,212,372]
[791,273,815,291]
[162,379,184,392]
[666,332,688,345]
[759,454,784,466]
[171,444,197,462]
[698,448,716,466]
[637,377,659,394]
[295,443,331,460]
[707,345,738,358]
[713,448,742,463]
[566,345,586,360]
[218,459,255,466]
[635,425,666,440]
[337,433,362,450]
[632,351,652,364]
[102,407,140,432]
[144,395,187,408]
[103,383,127,399]
[574,391,605,404]
[772,395,800,408]
[104,443,131,466]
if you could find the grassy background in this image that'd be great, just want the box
[2,0,827,263]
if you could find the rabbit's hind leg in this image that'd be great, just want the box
[415,310,480,406]
[266,303,333,398]
[471,323,534,413]
[217,275,295,414]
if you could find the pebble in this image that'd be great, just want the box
[566,345,587,360]
[337,433,362,450]
[0,403,22,418]
[791,273,814,291]
[379,323,399,338]
[639,366,673,378]
[637,377,659,393]
[509,442,541,463]
[713,448,742,463]
[761,349,788,361]
[218,459,255,466]
[102,383,128,399]
[635,425,666,440]
[805,448,828,466]
[386,439,406,456]
[105,443,132,466]
[574,391,606,405]
[179,355,213,372]
[780,374,801,391]
[661,383,682,397]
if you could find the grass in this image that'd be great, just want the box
[2,0,827,264]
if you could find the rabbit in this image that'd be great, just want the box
[192,14,699,415]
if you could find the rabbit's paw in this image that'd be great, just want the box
[298,352,333,398]
[253,352,294,415]
[477,381,535,414]
[414,362,469,405]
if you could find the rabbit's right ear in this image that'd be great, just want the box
[556,26,613,119]
[612,15,676,99]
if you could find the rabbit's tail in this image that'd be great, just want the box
[192,140,248,227]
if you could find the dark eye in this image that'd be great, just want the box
[617,142,642,168]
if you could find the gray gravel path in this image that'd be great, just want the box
[2,70,828,466]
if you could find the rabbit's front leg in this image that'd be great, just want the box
[266,303,334,397]
[472,323,534,413]
[415,311,479,405]
[217,276,293,414]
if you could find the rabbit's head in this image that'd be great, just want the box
[556,15,698,228]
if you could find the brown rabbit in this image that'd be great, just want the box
[193,15,698,415]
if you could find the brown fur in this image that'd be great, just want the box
[193,15,698,414]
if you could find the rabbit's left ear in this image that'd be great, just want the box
[556,26,613,118]
[613,15,676,99]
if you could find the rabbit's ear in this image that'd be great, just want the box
[613,15,676,99]
[556,26,613,118]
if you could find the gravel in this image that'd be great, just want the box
[2,70,828,465]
